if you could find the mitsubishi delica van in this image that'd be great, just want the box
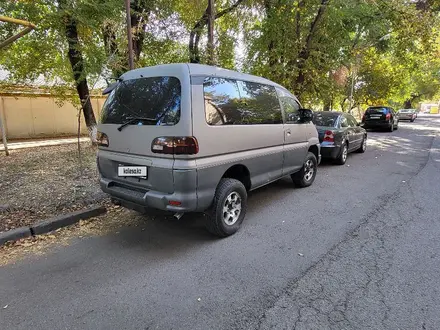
[97,64,320,237]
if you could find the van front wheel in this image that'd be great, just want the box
[292,152,318,188]
[205,178,248,237]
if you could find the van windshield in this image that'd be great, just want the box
[100,76,181,126]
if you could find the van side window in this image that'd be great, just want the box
[237,81,283,125]
[203,77,283,125]
[203,78,241,125]
[277,89,300,123]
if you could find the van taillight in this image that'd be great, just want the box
[152,137,199,155]
[386,113,391,120]
[97,132,109,147]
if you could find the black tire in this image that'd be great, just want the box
[292,152,318,187]
[205,178,247,237]
[357,136,367,153]
[410,119,414,123]
[335,142,348,165]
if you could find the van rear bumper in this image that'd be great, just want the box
[99,169,199,212]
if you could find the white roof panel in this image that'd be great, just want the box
[121,63,285,90]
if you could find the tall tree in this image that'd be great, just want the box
[59,0,96,140]
[188,0,245,64]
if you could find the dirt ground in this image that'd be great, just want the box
[0,142,110,233]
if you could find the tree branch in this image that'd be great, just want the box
[215,0,245,19]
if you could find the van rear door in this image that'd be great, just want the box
[97,67,191,194]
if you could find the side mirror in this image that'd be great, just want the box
[298,108,314,123]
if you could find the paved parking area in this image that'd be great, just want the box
[1,115,439,330]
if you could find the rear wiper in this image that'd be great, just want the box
[117,117,157,131]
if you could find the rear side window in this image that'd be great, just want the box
[340,116,349,128]
[346,115,358,127]
[101,76,181,126]
[204,78,241,125]
[203,77,282,125]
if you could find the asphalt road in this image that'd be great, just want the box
[1,114,439,330]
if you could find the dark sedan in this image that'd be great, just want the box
[361,106,399,131]
[313,111,367,165]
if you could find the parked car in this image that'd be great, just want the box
[97,64,321,237]
[398,109,417,122]
[313,111,367,165]
[361,106,399,132]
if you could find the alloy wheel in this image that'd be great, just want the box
[222,192,242,226]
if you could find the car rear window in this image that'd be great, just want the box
[100,76,181,126]
[366,107,388,114]
[312,113,338,127]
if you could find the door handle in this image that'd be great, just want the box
[285,129,291,136]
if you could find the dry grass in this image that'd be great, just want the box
[0,142,110,232]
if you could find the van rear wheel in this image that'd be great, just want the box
[205,178,248,237]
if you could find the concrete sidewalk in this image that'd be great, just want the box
[0,137,89,151]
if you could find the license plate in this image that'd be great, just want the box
[118,166,147,177]
[370,116,381,119]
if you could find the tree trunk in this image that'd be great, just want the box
[61,5,97,142]
[294,0,331,96]
[103,23,125,78]
[130,9,146,62]
[189,8,208,63]
[189,0,245,63]
[207,0,215,65]
[404,99,413,109]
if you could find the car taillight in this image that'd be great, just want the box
[324,130,334,142]
[386,113,391,120]
[97,131,109,147]
[362,114,366,121]
[151,136,199,155]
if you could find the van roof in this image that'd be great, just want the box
[121,63,286,91]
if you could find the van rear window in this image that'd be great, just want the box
[100,76,181,126]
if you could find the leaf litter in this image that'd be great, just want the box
[0,142,110,233]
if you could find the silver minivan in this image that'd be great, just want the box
[97,64,320,236]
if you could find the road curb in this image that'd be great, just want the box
[30,206,107,235]
[0,206,107,246]
[0,227,32,245]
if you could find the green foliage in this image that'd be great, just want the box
[1,0,439,112]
